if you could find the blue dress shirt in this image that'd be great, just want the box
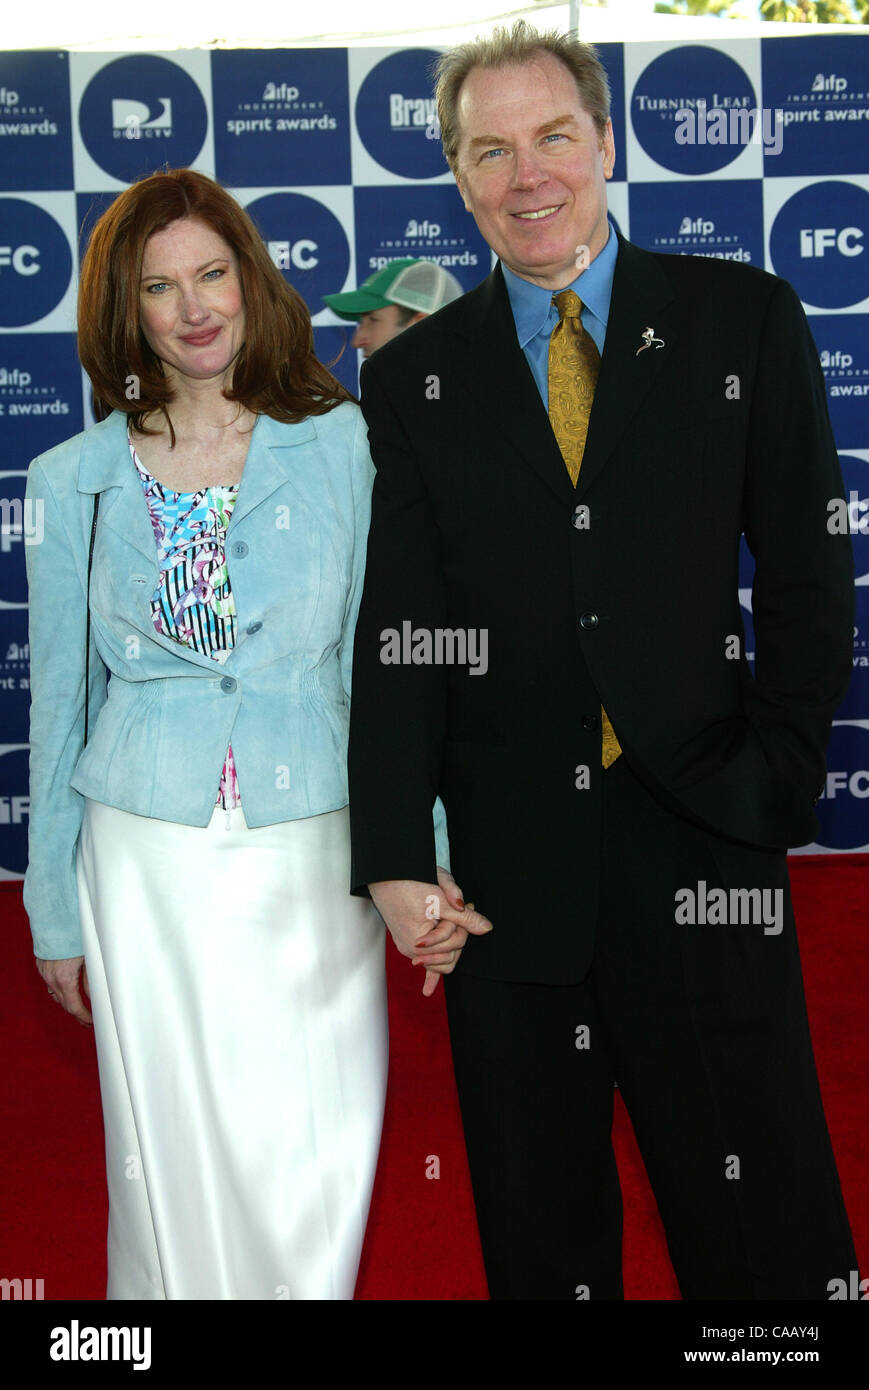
[502,220,618,412]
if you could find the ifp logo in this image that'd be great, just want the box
[769,182,869,310]
[631,46,756,175]
[628,179,762,266]
[0,746,30,877]
[78,55,207,182]
[815,723,869,850]
[355,50,447,180]
[353,184,490,290]
[244,192,350,317]
[0,199,71,328]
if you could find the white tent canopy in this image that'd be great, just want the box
[3,1,863,51]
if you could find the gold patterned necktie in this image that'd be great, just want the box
[548,289,621,769]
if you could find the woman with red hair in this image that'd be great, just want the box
[23,168,456,1299]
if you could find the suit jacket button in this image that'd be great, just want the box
[246,620,262,634]
[220,676,237,693]
[580,612,599,629]
[230,540,249,558]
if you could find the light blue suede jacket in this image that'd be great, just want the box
[24,404,449,959]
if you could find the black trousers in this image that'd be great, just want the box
[443,755,857,1300]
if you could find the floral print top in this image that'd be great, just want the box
[129,436,241,809]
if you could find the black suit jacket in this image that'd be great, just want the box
[348,234,854,983]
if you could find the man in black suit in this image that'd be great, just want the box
[348,23,858,1299]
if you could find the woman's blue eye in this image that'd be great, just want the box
[144,268,224,294]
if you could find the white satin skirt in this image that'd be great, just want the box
[76,799,388,1300]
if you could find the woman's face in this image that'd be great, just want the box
[138,217,246,386]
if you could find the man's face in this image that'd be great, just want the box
[352,304,416,358]
[454,53,615,291]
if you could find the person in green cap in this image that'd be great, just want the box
[323,257,464,359]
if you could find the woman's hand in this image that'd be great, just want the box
[369,868,493,998]
[36,956,92,1026]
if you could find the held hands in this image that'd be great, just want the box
[369,867,493,997]
[36,955,92,1026]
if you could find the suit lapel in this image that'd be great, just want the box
[450,265,577,508]
[77,410,319,556]
[448,239,680,506]
[77,410,159,565]
[228,414,317,530]
[575,234,678,502]
[77,412,215,670]
[76,409,320,671]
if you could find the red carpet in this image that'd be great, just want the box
[1,857,865,1300]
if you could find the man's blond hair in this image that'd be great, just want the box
[433,19,611,175]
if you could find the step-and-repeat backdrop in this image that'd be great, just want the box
[1,34,867,880]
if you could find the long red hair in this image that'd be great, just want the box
[77,168,352,436]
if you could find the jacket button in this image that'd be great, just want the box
[220,676,237,693]
[582,713,600,730]
[230,540,249,558]
[246,620,262,634]
[580,612,599,629]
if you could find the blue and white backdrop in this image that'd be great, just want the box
[0,33,867,880]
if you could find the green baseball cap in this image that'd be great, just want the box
[323,258,463,320]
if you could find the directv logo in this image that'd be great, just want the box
[111,98,172,139]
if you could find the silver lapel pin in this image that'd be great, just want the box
[636,326,665,356]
